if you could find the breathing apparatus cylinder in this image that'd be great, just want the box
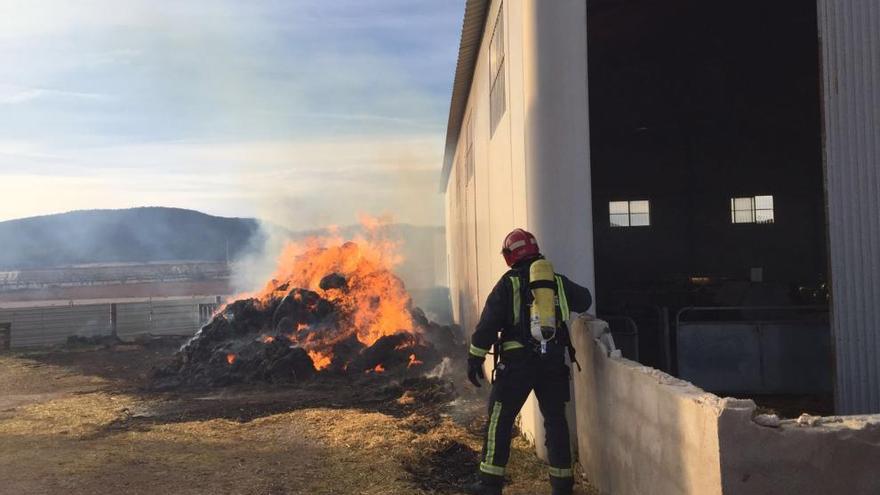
[529,259,557,354]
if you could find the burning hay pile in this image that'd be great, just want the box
[156,231,461,388]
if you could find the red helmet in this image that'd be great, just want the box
[501,229,540,267]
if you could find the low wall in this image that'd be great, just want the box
[571,317,724,494]
[0,296,222,348]
[0,304,112,348]
[570,316,880,495]
[718,408,880,494]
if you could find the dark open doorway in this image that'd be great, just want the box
[586,0,830,415]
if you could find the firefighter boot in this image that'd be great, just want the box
[464,473,503,495]
[550,474,574,495]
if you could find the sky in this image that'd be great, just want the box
[0,0,463,229]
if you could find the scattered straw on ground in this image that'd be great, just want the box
[0,349,597,494]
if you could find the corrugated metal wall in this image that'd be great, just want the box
[0,297,219,348]
[116,302,153,340]
[818,0,880,414]
[150,300,202,336]
[0,304,112,348]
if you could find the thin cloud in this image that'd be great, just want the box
[0,85,111,105]
[0,134,444,228]
[0,0,462,228]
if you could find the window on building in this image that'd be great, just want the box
[489,5,506,136]
[610,200,651,227]
[731,195,775,224]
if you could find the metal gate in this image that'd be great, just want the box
[676,306,832,394]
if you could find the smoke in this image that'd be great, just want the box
[426,357,453,379]
[231,136,444,231]
[228,220,295,296]
[228,218,452,325]
[226,135,449,298]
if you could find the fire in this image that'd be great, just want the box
[368,363,386,374]
[229,216,419,372]
[407,354,423,368]
[260,335,275,344]
[308,350,333,370]
[226,353,237,365]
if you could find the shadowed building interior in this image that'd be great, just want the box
[587,0,830,394]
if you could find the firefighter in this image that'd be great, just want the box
[466,228,593,495]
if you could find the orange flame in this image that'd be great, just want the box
[260,335,275,344]
[308,350,333,370]
[226,353,237,365]
[367,363,386,374]
[407,354,423,368]
[222,215,420,372]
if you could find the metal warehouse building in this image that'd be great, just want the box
[442,0,879,448]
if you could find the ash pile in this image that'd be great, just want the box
[155,242,461,388]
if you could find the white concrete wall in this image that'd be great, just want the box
[571,317,724,494]
[519,0,595,459]
[521,0,594,283]
[446,0,522,343]
[718,406,880,494]
[570,316,880,495]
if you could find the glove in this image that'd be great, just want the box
[467,355,486,388]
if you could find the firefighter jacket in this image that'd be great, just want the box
[468,257,593,358]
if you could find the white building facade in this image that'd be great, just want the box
[443,0,880,453]
[444,0,595,453]
[445,0,594,337]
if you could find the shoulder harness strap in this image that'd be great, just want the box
[509,275,521,326]
[555,275,570,322]
[554,275,581,371]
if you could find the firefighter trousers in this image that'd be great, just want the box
[479,343,573,491]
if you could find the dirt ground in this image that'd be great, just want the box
[0,342,597,495]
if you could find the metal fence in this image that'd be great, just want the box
[0,296,222,349]
[675,306,832,394]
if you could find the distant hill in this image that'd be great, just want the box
[0,208,263,269]
[0,208,446,286]
[0,207,449,320]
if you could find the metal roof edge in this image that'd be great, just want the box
[439,0,490,193]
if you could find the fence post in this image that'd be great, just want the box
[110,303,118,338]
